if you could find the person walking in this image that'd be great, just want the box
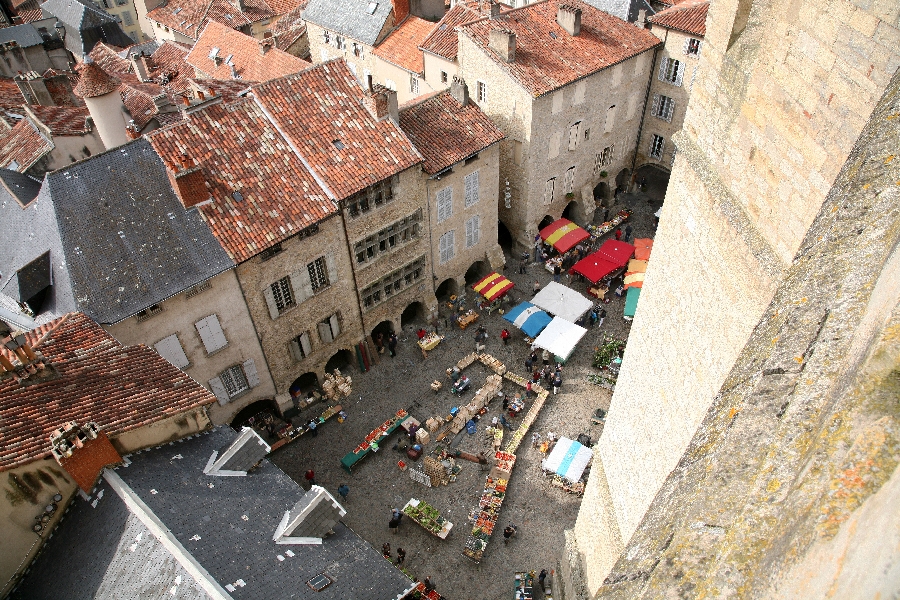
[603,207,609,222]
[533,236,542,262]
[423,576,434,592]
[539,569,548,590]
[532,432,541,448]
[500,328,510,345]
[307,419,318,436]
[387,332,398,357]
[525,380,533,398]
[519,256,528,274]
[532,281,541,295]
[337,483,349,501]
[553,263,561,283]
[374,332,385,354]
[553,372,562,395]
[542,349,550,366]
[395,547,406,566]
[624,225,633,243]
[499,414,513,431]
[615,228,622,241]
[503,523,518,544]
[389,507,402,534]
[598,308,606,327]
[304,469,316,487]
[382,543,391,559]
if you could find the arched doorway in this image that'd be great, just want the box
[435,278,458,302]
[562,200,584,224]
[464,260,489,286]
[593,181,610,204]
[538,215,555,231]
[231,398,280,430]
[615,168,631,189]
[401,301,426,327]
[324,349,355,374]
[635,163,671,202]
[289,372,319,402]
[497,220,513,251]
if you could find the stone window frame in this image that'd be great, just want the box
[361,257,425,310]
[684,37,702,56]
[135,303,164,322]
[289,331,312,361]
[270,276,295,314]
[465,214,481,248]
[651,94,675,122]
[353,210,423,264]
[476,80,487,104]
[543,177,555,205]
[650,134,666,160]
[564,167,575,195]
[308,257,330,293]
[568,121,581,151]
[658,57,685,86]
[436,186,453,222]
[440,70,448,84]
[410,74,419,94]
[318,313,342,344]
[345,176,397,219]
[439,230,455,264]
[220,363,249,398]
[464,170,480,207]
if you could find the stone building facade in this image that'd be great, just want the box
[634,0,708,172]
[562,0,900,596]
[455,0,660,249]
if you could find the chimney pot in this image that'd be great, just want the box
[198,91,205,100]
[557,5,582,36]
[180,153,190,168]
[489,29,516,62]
[636,8,647,26]
[0,353,15,372]
[450,76,469,106]
[181,95,190,106]
[489,1,500,18]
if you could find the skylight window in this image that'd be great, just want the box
[307,574,333,592]
[208,47,219,59]
[332,140,345,150]
[367,1,378,14]
[232,191,244,202]
[172,7,181,14]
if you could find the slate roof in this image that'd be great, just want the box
[148,96,333,262]
[399,90,504,174]
[26,105,92,135]
[302,0,394,46]
[251,59,422,199]
[459,0,662,97]
[187,20,310,83]
[16,426,418,599]
[39,138,235,323]
[0,118,53,172]
[0,312,216,471]
[649,0,708,36]
[12,471,210,600]
[40,0,134,54]
[373,15,433,74]
[0,22,46,47]
[147,0,276,41]
[580,0,652,23]
[0,168,41,205]
[269,4,307,52]
[419,2,479,60]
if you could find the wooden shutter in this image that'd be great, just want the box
[673,60,684,86]
[568,123,579,151]
[290,269,313,305]
[196,315,226,353]
[325,253,339,285]
[683,37,692,55]
[549,131,561,159]
[437,187,452,222]
[289,338,303,361]
[651,94,660,118]
[658,57,668,81]
[299,331,312,355]
[464,170,479,207]
[329,313,341,338]
[208,376,229,404]
[154,334,189,369]
[242,358,260,388]
[465,218,474,248]
[263,285,280,319]
[473,215,480,245]
[318,321,333,343]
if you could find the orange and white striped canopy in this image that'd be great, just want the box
[472,272,515,301]
[540,218,590,253]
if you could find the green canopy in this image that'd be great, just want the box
[624,287,641,318]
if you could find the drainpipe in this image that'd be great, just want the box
[631,34,665,189]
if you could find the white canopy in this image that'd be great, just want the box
[533,317,587,361]
[542,437,593,482]
[530,281,593,323]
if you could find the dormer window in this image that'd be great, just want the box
[323,30,331,44]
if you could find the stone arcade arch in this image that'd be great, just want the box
[497,220,513,251]
[288,372,319,401]
[230,398,281,429]
[634,163,672,202]
[562,200,585,225]
[400,301,427,327]
[464,260,489,286]
[435,278,459,301]
[615,167,631,194]
[324,349,355,374]
[538,214,555,231]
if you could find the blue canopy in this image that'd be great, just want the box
[503,301,553,338]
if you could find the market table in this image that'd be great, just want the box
[403,498,454,539]
[457,310,479,330]
[340,410,409,474]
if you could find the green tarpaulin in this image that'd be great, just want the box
[624,287,641,318]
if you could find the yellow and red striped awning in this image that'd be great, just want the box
[540,218,590,253]
[472,272,515,301]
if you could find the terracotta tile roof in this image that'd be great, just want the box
[373,15,434,74]
[269,3,307,52]
[0,118,52,171]
[0,78,25,117]
[419,3,479,61]
[147,97,335,262]
[88,41,133,75]
[459,0,662,97]
[42,70,84,107]
[265,0,303,16]
[192,77,259,102]
[150,41,197,94]
[17,7,43,22]
[649,0,708,37]
[57,431,122,492]
[73,61,122,98]
[251,60,422,199]
[187,20,310,83]
[0,312,216,471]
[399,90,504,174]
[148,0,275,41]
[26,105,92,136]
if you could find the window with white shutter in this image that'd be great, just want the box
[219,364,249,398]
[568,122,580,151]
[651,94,675,122]
[564,167,575,194]
[684,38,701,56]
[659,57,684,86]
[317,313,341,343]
[465,215,481,248]
[154,334,189,369]
[464,171,479,207]
[543,178,555,204]
[439,231,455,264]
[605,105,617,133]
[195,314,227,354]
[290,331,312,360]
[242,358,260,388]
[208,376,229,404]
[549,131,561,159]
[436,187,452,222]
[308,256,329,292]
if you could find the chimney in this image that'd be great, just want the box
[0,352,14,373]
[489,29,515,62]
[15,72,54,106]
[165,156,212,208]
[131,52,152,82]
[362,83,398,122]
[259,37,275,55]
[450,76,469,106]
[557,5,582,36]
[391,0,410,23]
[489,0,500,18]
[636,8,647,27]
[231,0,247,11]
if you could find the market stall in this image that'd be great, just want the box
[417,332,444,356]
[503,301,553,338]
[570,239,636,284]
[472,272,515,302]
[530,282,593,324]
[624,286,641,320]
[514,572,535,600]
[463,451,516,563]
[633,238,653,261]
[539,218,590,254]
[403,498,454,539]
[340,409,409,474]
[532,317,588,362]
[542,436,593,483]
[586,209,631,238]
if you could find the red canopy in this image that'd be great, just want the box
[571,254,622,283]
[472,272,515,301]
[540,218,590,253]
[596,239,635,265]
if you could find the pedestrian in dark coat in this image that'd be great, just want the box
[337,484,349,500]
[374,332,384,354]
[396,547,406,566]
[388,332,398,357]
[624,225,633,242]
[383,543,391,558]
[304,469,316,486]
